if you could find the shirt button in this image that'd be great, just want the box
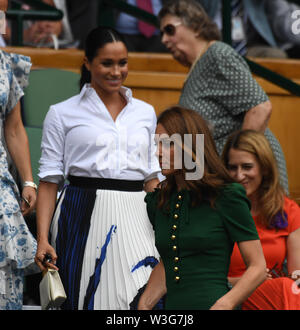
[172,245,177,251]
[174,266,179,272]
[173,214,179,219]
[175,203,180,209]
[178,195,182,200]
[175,276,180,282]
[172,225,177,230]
[171,235,176,240]
[174,257,179,262]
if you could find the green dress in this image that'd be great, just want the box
[145,183,259,310]
[179,41,289,193]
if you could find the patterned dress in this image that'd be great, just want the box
[0,51,38,310]
[179,41,289,193]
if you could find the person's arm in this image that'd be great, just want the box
[23,0,62,45]
[138,260,167,310]
[287,227,300,275]
[210,240,266,310]
[144,178,159,192]
[4,101,36,216]
[242,100,272,133]
[35,180,59,271]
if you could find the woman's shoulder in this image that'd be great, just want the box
[53,93,80,108]
[284,196,300,232]
[284,196,300,210]
[216,183,250,209]
[0,51,31,78]
[206,41,235,58]
[220,182,247,196]
[0,50,31,65]
[205,41,248,68]
[44,93,80,126]
[0,51,32,111]
[49,90,82,115]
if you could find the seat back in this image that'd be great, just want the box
[23,68,80,128]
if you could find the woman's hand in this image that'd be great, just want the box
[137,261,167,310]
[137,299,152,310]
[144,178,159,192]
[242,100,272,133]
[21,186,37,216]
[210,299,234,310]
[35,239,58,271]
[266,268,274,280]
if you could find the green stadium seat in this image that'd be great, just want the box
[23,68,80,128]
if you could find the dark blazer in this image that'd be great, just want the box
[66,0,99,48]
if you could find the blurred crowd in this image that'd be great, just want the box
[1,0,300,58]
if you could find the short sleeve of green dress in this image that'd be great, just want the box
[215,183,259,242]
[145,183,259,310]
[144,189,159,229]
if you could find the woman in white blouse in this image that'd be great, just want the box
[34,26,161,310]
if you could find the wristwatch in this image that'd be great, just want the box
[23,181,37,190]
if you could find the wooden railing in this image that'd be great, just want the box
[3,47,300,203]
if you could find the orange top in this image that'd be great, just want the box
[228,197,300,277]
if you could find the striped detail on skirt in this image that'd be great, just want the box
[50,185,160,310]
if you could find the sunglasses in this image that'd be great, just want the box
[160,22,182,37]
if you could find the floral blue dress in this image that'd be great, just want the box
[0,51,38,310]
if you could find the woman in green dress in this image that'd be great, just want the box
[138,106,266,310]
[158,0,289,193]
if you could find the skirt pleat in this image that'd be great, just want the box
[51,186,159,310]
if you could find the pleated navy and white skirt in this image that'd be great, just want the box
[50,176,160,310]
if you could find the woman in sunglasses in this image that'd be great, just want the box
[158,0,288,194]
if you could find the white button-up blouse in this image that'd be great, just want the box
[38,84,161,187]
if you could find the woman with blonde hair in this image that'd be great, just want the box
[222,129,300,310]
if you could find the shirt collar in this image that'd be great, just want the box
[78,83,133,104]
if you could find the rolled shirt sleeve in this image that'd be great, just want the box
[38,106,65,185]
[144,108,161,182]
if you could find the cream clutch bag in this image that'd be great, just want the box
[39,269,67,310]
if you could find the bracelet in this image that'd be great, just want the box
[23,181,37,190]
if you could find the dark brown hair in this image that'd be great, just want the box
[80,26,127,90]
[157,106,234,209]
[158,0,221,41]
